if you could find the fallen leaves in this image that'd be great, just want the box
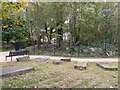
[2,61,118,88]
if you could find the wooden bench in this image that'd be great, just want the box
[6,50,29,61]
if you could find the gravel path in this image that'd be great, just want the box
[0,51,119,62]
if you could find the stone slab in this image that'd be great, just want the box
[53,60,64,65]
[35,57,49,62]
[61,58,71,62]
[16,56,30,62]
[74,62,87,70]
[0,66,34,76]
[97,62,118,71]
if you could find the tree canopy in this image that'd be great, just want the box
[1,2,118,54]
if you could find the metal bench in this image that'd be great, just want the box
[6,50,29,61]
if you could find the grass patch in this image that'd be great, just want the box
[1,60,119,88]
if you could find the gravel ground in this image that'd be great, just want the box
[0,51,119,62]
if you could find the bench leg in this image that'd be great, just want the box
[6,56,7,61]
[11,56,12,61]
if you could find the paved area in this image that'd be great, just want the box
[0,66,33,76]
[35,57,49,62]
[0,51,119,62]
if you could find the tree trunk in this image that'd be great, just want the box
[49,27,53,43]
[37,35,42,50]
[56,22,63,48]
[45,23,49,43]
[118,2,120,56]
[6,38,10,43]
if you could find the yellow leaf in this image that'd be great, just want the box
[2,25,8,29]
[17,9,21,12]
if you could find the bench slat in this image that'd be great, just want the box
[6,50,29,61]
